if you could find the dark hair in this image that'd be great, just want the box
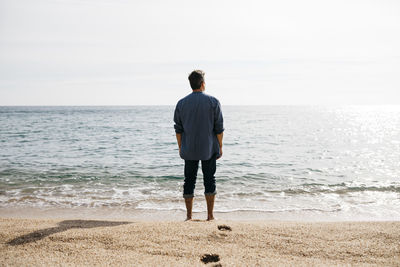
[188,70,205,90]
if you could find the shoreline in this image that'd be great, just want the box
[1,217,399,266]
[1,206,399,222]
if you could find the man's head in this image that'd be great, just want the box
[188,70,205,91]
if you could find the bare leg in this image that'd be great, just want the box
[185,197,193,221]
[205,194,215,221]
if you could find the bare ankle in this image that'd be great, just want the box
[184,197,194,221]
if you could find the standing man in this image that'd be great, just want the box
[174,70,224,221]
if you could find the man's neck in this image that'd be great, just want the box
[192,89,204,93]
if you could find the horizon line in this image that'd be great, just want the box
[1,104,399,107]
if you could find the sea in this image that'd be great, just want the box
[0,105,399,221]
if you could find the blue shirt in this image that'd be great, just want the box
[174,91,224,160]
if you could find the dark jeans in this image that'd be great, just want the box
[183,153,217,198]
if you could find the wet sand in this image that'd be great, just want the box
[1,218,399,266]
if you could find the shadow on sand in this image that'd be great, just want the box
[7,219,132,246]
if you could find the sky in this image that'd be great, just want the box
[0,0,399,105]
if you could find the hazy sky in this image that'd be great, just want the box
[0,0,399,105]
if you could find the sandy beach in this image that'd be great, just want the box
[1,217,399,266]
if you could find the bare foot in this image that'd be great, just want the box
[207,217,215,221]
[185,217,192,221]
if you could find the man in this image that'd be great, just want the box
[174,70,224,221]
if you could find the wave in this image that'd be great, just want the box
[277,184,400,194]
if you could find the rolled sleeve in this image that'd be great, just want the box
[214,100,224,134]
[173,104,184,134]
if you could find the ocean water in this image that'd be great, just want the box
[0,105,399,221]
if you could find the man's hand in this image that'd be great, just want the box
[216,132,223,160]
[176,133,182,157]
[217,146,223,160]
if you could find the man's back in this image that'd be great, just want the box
[174,91,224,160]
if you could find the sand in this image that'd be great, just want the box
[0,217,399,266]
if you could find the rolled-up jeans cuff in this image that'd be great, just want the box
[183,194,194,199]
[204,191,217,196]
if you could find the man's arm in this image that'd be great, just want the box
[216,132,223,159]
[174,103,183,156]
[214,99,224,159]
[176,133,182,153]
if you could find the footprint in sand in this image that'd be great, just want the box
[217,225,232,231]
[200,254,220,264]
